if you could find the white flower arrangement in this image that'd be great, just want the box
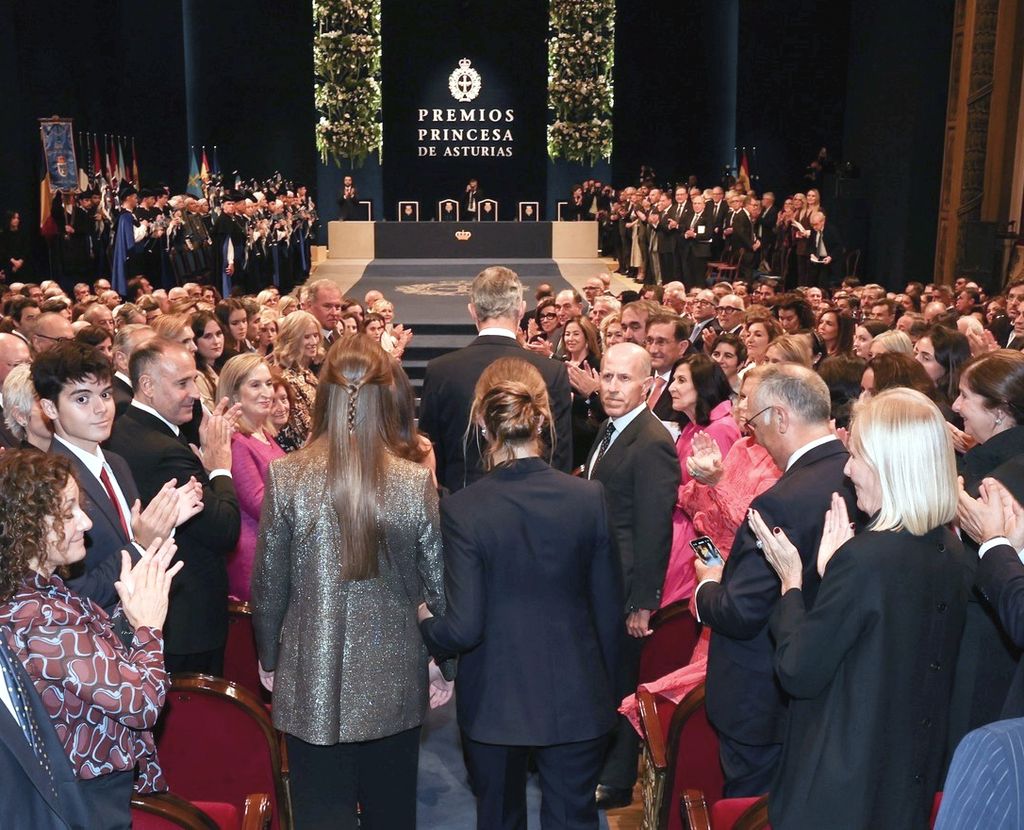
[547,0,614,164]
[313,0,382,165]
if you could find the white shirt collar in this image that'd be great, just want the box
[478,327,516,339]
[114,370,132,387]
[786,434,839,472]
[53,434,106,477]
[610,402,648,433]
[130,399,181,437]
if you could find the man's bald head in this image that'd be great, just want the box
[599,342,653,418]
[31,312,74,354]
[0,332,31,384]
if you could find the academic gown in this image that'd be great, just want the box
[111,210,144,297]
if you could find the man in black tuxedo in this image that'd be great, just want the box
[110,324,154,419]
[0,333,30,448]
[694,364,859,796]
[107,339,241,675]
[0,627,93,829]
[34,342,200,612]
[759,192,779,266]
[707,187,729,260]
[587,342,679,809]
[730,197,756,282]
[807,211,846,289]
[463,178,483,221]
[418,266,572,492]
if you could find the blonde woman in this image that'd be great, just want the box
[269,310,320,451]
[751,388,969,829]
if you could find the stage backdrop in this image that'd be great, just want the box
[381,0,548,222]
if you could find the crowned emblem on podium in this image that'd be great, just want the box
[449,58,482,102]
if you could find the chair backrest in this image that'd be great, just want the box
[681,789,712,830]
[664,683,725,829]
[131,792,221,830]
[639,600,700,684]
[155,674,292,830]
[224,601,271,705]
[710,796,768,830]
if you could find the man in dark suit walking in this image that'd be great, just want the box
[418,266,573,492]
[807,211,845,289]
[695,364,859,796]
[0,627,93,829]
[588,342,680,809]
[107,339,241,675]
[731,198,757,283]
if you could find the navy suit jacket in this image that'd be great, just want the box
[418,334,573,492]
[696,439,859,745]
[49,440,141,612]
[0,629,92,829]
[421,459,621,745]
[976,542,1024,718]
[107,405,240,655]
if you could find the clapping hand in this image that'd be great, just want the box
[115,536,183,631]
[958,476,1024,550]
[131,479,179,548]
[966,327,999,357]
[526,338,554,358]
[567,362,601,397]
[192,397,241,472]
[686,431,724,485]
[817,492,854,576]
[748,509,803,593]
[947,422,977,455]
[174,476,204,526]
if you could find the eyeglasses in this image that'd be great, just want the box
[716,306,743,314]
[538,312,557,321]
[696,299,715,307]
[742,405,774,431]
[34,334,72,344]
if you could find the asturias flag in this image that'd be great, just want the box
[186,148,203,197]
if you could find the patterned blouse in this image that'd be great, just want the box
[275,365,318,453]
[0,572,168,792]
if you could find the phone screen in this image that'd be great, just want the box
[690,535,725,567]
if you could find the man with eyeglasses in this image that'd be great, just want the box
[644,314,690,422]
[715,294,746,336]
[693,365,860,797]
[752,279,778,307]
[688,289,721,352]
[30,312,74,355]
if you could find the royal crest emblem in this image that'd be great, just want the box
[455,229,472,241]
[449,58,482,103]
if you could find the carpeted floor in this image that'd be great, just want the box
[417,698,611,829]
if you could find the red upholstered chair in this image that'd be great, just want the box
[131,791,272,830]
[680,791,769,830]
[638,681,725,830]
[638,600,700,684]
[224,601,271,705]
[931,792,943,828]
[155,675,292,830]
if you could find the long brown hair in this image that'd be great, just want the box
[307,334,394,580]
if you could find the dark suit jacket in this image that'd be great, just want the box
[107,405,240,654]
[976,542,1024,718]
[421,459,621,745]
[0,402,16,449]
[768,527,969,830]
[696,439,859,745]
[49,440,140,611]
[112,375,133,419]
[0,629,92,830]
[731,209,755,253]
[418,333,573,492]
[811,223,846,281]
[586,407,679,611]
[685,208,716,260]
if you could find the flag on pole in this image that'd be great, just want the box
[200,147,210,183]
[77,131,89,190]
[211,145,220,176]
[131,137,139,185]
[737,151,751,192]
[186,147,203,196]
[93,135,103,178]
[117,138,127,182]
[107,136,117,181]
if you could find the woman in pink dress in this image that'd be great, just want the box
[660,354,741,607]
[217,354,286,601]
[623,368,782,730]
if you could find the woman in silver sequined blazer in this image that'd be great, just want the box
[252,334,445,830]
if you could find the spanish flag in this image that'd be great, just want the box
[200,147,210,183]
[738,151,751,193]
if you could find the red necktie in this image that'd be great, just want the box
[99,464,130,539]
[648,376,667,410]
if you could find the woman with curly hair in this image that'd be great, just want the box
[0,450,182,829]
[268,310,321,451]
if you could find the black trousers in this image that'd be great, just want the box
[285,727,421,830]
[598,629,644,790]
[463,733,607,830]
[718,733,781,798]
[165,647,224,678]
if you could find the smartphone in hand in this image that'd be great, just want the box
[690,535,725,567]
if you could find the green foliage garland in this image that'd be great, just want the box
[313,0,382,166]
[547,0,615,164]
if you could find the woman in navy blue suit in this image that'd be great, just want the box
[419,357,621,830]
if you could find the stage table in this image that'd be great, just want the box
[327,221,597,259]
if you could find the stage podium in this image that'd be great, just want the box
[327,220,597,259]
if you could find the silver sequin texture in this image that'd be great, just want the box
[251,447,445,745]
